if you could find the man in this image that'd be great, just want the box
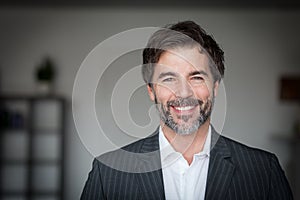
[81,21,293,199]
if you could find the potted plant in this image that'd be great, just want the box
[35,57,55,94]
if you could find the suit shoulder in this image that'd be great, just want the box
[99,131,158,156]
[95,132,159,172]
[221,135,276,160]
[217,135,293,199]
[121,136,152,152]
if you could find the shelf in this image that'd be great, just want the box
[0,95,66,200]
[0,190,60,196]
[32,128,63,134]
[0,128,28,132]
[32,160,62,165]
[0,128,63,134]
[0,94,65,101]
[0,191,27,196]
[31,191,60,196]
[1,160,28,165]
[2,159,62,165]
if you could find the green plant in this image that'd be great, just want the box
[36,58,55,82]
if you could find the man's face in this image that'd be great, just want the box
[147,46,219,135]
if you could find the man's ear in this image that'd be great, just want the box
[147,84,156,102]
[213,81,219,97]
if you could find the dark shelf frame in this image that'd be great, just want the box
[0,94,66,200]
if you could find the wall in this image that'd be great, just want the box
[0,8,299,199]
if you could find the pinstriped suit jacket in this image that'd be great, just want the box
[81,127,293,200]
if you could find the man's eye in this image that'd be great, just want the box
[191,76,204,81]
[162,77,175,82]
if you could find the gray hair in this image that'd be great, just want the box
[142,21,225,84]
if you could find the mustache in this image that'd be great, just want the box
[167,97,203,107]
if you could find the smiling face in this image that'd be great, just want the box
[147,46,219,135]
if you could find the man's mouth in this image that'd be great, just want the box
[173,106,196,111]
[170,105,199,115]
[167,98,202,114]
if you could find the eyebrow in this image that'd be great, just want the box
[189,70,209,77]
[158,70,209,80]
[158,72,178,79]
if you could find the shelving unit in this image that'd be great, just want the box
[0,95,66,200]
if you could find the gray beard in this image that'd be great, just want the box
[157,97,213,135]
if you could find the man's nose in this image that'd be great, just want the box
[174,79,193,98]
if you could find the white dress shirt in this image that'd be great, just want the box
[159,126,211,200]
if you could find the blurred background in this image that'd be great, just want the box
[0,0,300,199]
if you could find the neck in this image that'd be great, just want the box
[161,120,210,165]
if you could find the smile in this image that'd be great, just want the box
[171,105,199,115]
[173,106,196,111]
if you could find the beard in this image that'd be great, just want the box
[156,96,214,135]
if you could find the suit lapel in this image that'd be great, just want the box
[134,127,235,200]
[205,128,235,200]
[135,130,166,200]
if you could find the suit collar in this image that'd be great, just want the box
[135,126,235,200]
[140,127,160,153]
[135,128,166,199]
[205,126,235,200]
[135,128,162,171]
[210,126,231,158]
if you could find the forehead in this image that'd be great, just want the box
[155,46,211,76]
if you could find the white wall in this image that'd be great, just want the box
[0,8,299,199]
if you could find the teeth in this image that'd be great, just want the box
[174,106,194,111]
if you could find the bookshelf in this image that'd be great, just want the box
[0,95,66,200]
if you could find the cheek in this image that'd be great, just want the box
[155,84,213,102]
[193,85,211,100]
[155,85,175,102]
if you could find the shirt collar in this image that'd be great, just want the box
[159,125,211,163]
